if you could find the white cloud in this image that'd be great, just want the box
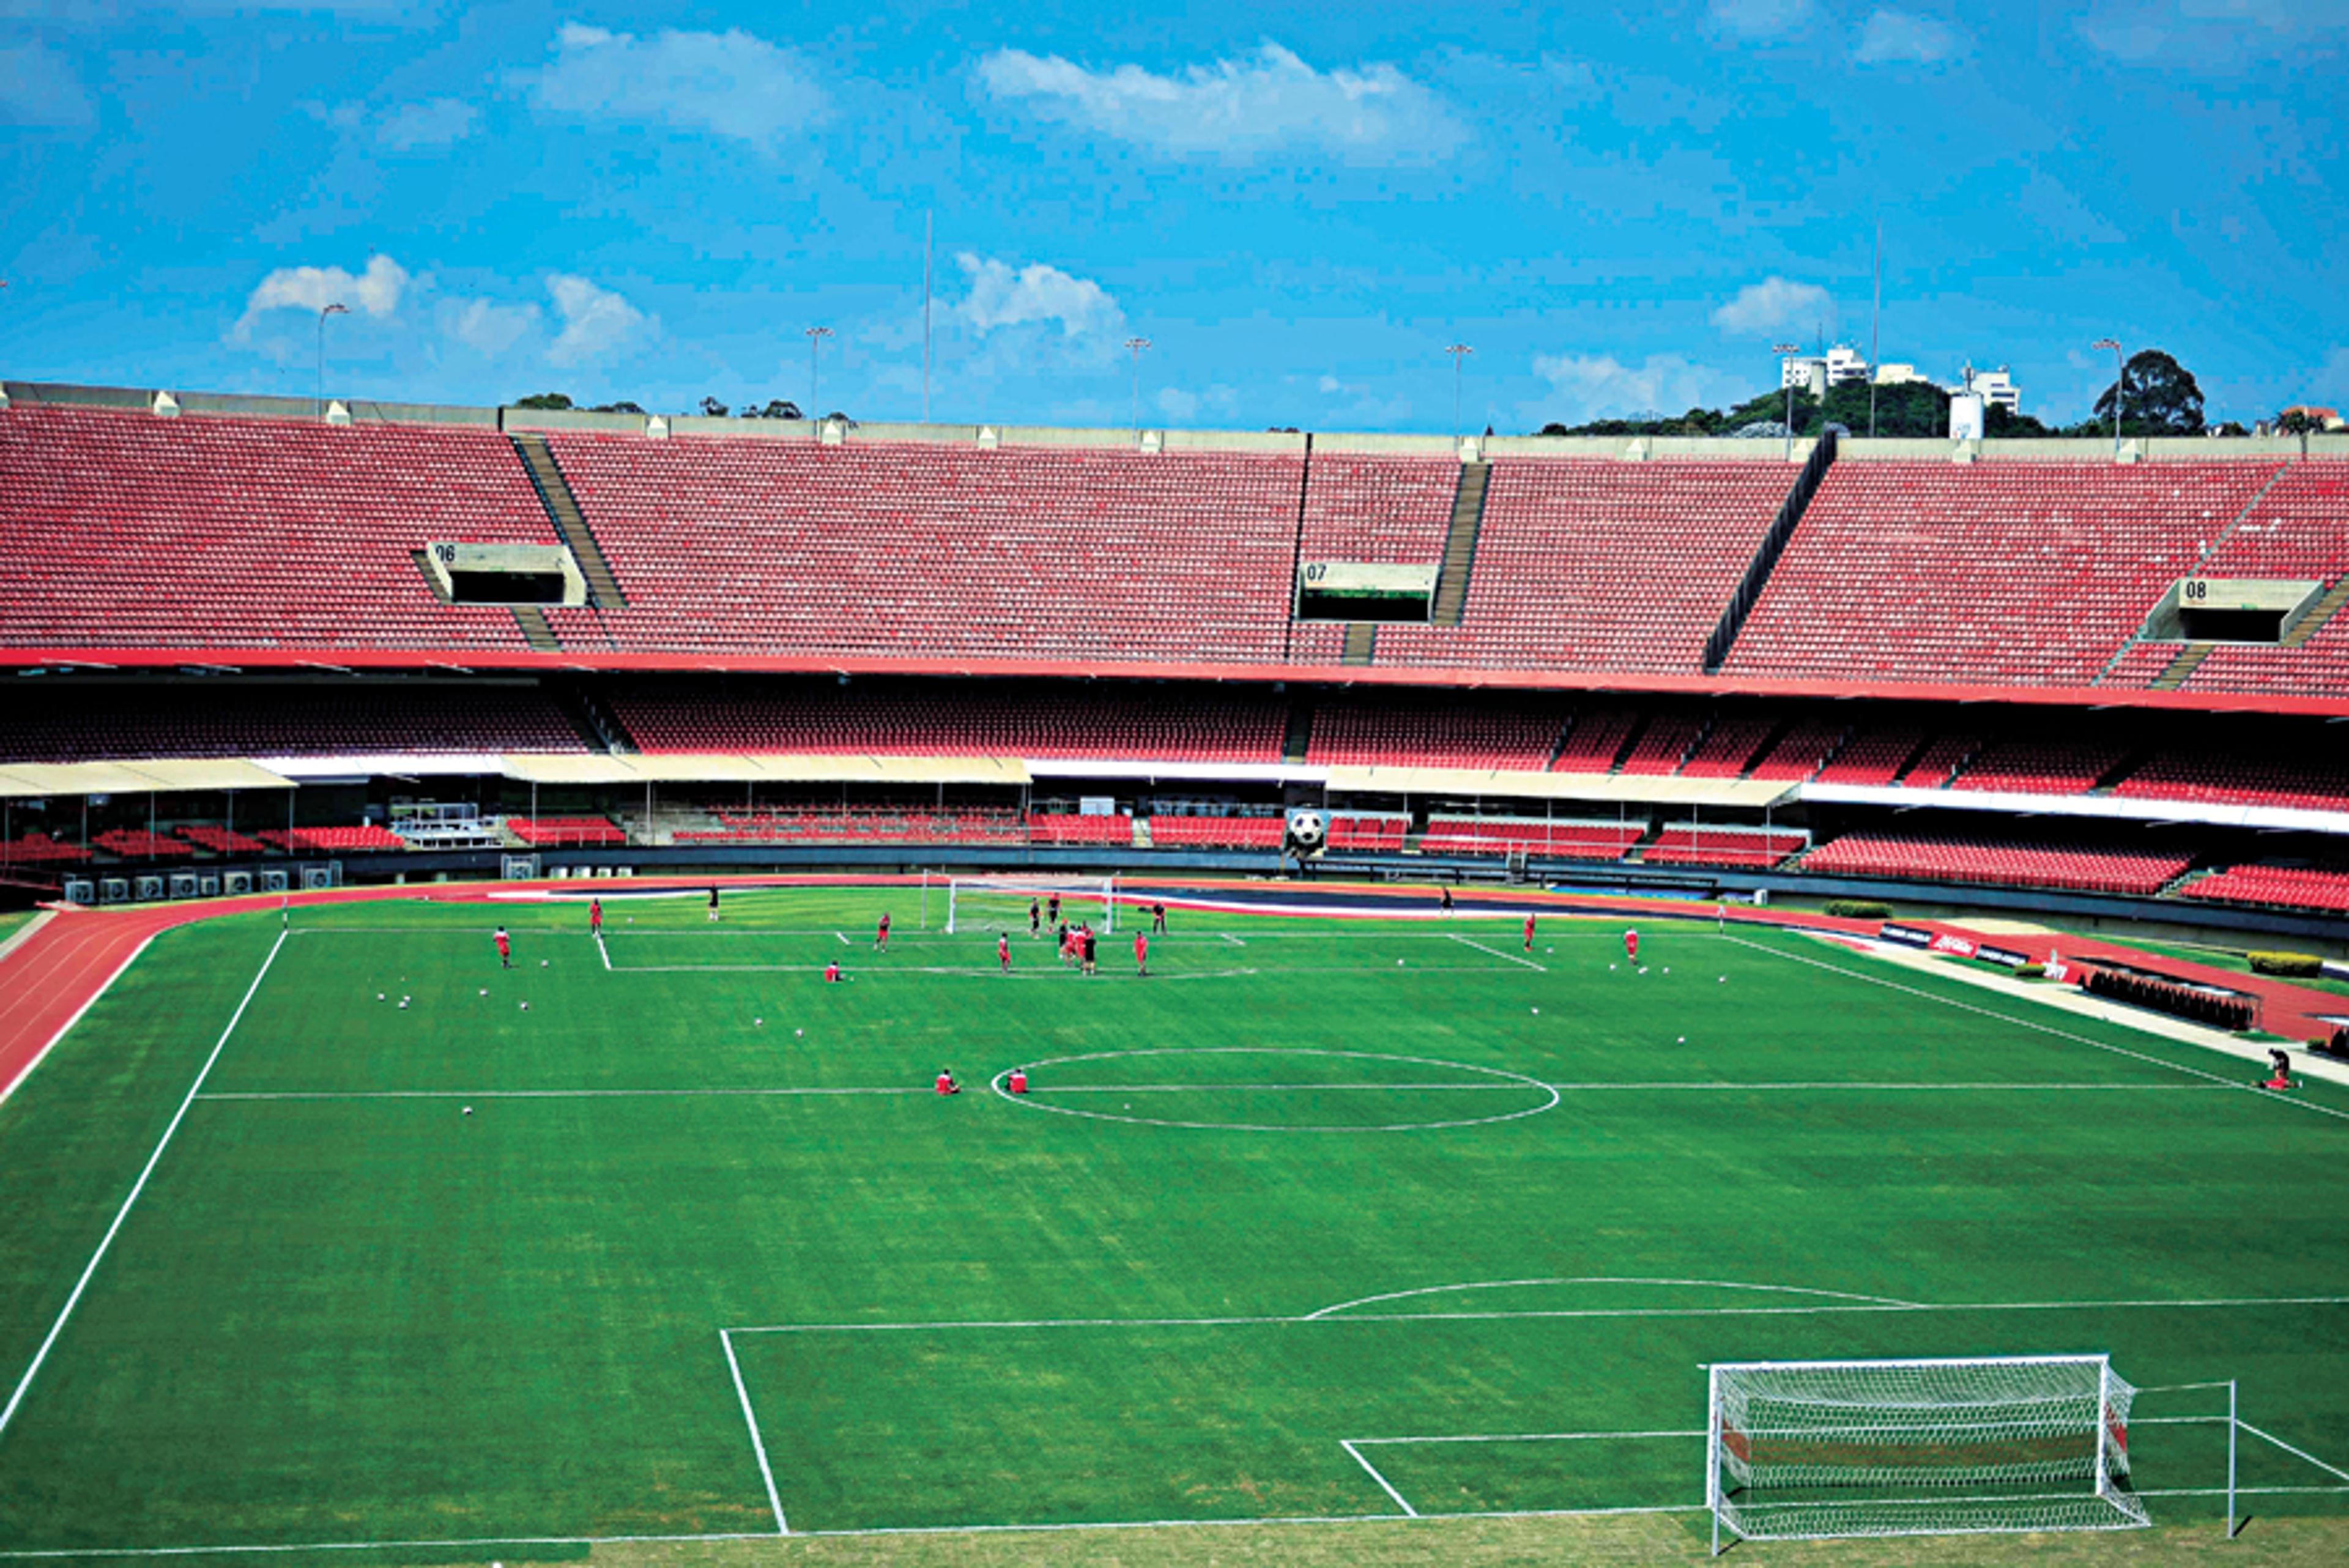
[1531,353,1739,425]
[377,97,480,150]
[236,254,409,339]
[545,275,648,366]
[440,297,538,356]
[955,253,1124,339]
[1854,10,1967,64]
[2077,2,2349,65]
[1707,0,1817,39]
[1712,276,1835,336]
[975,42,1466,162]
[0,42,95,128]
[1316,374,1346,393]
[519,23,827,147]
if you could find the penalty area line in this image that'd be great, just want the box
[1339,1440,1418,1517]
[0,928,287,1444]
[1447,933,1546,971]
[719,1330,789,1534]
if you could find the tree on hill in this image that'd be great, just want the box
[2094,349,2205,435]
[513,392,573,410]
[697,396,730,418]
[591,401,646,415]
[740,399,802,420]
[1985,404,2055,438]
[1825,379,1950,438]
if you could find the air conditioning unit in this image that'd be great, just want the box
[63,878,95,904]
[198,875,221,897]
[502,854,540,881]
[223,871,252,896]
[169,873,198,900]
[101,878,130,903]
[301,867,332,891]
[135,875,165,902]
[261,870,289,893]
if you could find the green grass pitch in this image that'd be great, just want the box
[1,884,2345,1563]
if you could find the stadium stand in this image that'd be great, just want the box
[259,824,407,852]
[1747,720,1848,782]
[1724,460,2284,686]
[1641,823,1808,868]
[1418,816,1646,859]
[1297,454,1456,565]
[0,404,555,652]
[2112,749,2349,815]
[1305,698,1564,770]
[541,435,1304,662]
[0,682,584,762]
[609,681,1285,762]
[176,825,270,854]
[1372,460,1791,671]
[1026,813,1136,846]
[1327,813,1410,851]
[0,834,90,867]
[1146,816,1286,849]
[1552,709,1639,772]
[1814,727,1923,786]
[1948,738,2126,794]
[1897,734,1978,788]
[92,828,195,860]
[674,809,1022,846]
[1801,832,2193,897]
[1617,713,1710,775]
[1677,716,1779,778]
[506,816,626,848]
[2180,862,2349,914]
[2161,462,2349,698]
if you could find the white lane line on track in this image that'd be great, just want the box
[0,930,284,1444]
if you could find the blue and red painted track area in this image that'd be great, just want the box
[2,875,2340,1109]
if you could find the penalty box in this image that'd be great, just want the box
[717,1301,2349,1535]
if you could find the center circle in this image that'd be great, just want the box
[989,1047,1560,1133]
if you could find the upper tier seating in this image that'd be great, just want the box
[543,435,1304,662]
[1553,709,1638,772]
[1747,721,1847,782]
[1677,716,1778,778]
[0,683,583,762]
[1898,734,1976,788]
[1146,815,1286,849]
[1327,814,1410,852]
[1372,460,1790,672]
[1307,699,1563,770]
[1618,713,1709,775]
[2112,749,2349,815]
[1814,727,1922,786]
[1802,832,2192,897]
[1948,738,2125,795]
[1297,454,1455,565]
[0,404,554,652]
[2180,862,2349,914]
[610,682,1283,763]
[2161,462,2349,698]
[1724,460,2284,686]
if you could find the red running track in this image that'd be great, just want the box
[0,876,2338,1106]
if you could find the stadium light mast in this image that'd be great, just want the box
[1445,342,1474,442]
[805,326,834,418]
[316,303,348,421]
[1123,336,1152,432]
[2092,338,2124,458]
[1773,342,1801,460]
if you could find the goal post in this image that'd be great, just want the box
[1706,1355,2148,1553]
[944,875,1116,936]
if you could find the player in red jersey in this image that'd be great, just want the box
[1624,928,1639,963]
[1134,930,1149,977]
[875,912,891,952]
[1523,911,1537,952]
[935,1068,960,1096]
[823,960,842,983]
[1007,1066,1029,1095]
[588,898,603,937]
[494,926,511,969]
[998,932,1012,973]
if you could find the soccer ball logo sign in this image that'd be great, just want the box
[1285,808,1327,854]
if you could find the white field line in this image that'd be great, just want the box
[728,1291,2349,1336]
[0,928,285,1443]
[603,961,1269,980]
[1339,1440,1418,1517]
[1350,1429,1702,1446]
[1447,933,1545,971]
[2240,1420,2349,1482]
[1732,936,2349,1126]
[1220,933,1246,947]
[195,1087,936,1101]
[719,1330,788,1534]
[1306,1277,1918,1322]
[0,931,156,1114]
[834,931,850,946]
[596,931,610,971]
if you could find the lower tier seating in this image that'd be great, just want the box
[2178,863,2349,915]
[1641,824,1809,869]
[1419,816,1646,859]
[1146,816,1286,849]
[1801,832,2191,897]
[507,816,626,848]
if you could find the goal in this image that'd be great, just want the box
[944,875,1117,935]
[1705,1355,2148,1552]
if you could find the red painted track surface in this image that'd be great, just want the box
[0,875,2337,1107]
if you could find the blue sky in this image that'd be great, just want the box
[2,1,2344,432]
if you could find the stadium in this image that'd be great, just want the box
[0,377,2345,1564]
[5,8,2349,1564]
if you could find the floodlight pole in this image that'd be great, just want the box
[806,325,833,418]
[1124,336,1152,432]
[1445,343,1474,442]
[2093,338,2123,458]
[1773,343,1801,460]
[316,303,348,421]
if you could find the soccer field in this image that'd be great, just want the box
[1,886,2345,1561]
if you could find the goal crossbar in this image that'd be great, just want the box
[945,876,1116,935]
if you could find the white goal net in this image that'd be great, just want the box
[1707,1355,2147,1551]
[944,875,1116,935]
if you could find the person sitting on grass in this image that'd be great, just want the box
[2264,1048,2293,1090]
[935,1067,960,1096]
[1007,1066,1029,1095]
